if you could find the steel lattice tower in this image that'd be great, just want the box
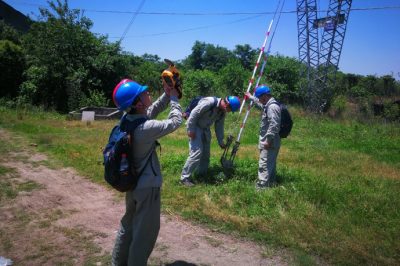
[296,0,353,112]
[296,0,319,109]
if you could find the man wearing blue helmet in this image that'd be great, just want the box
[111,79,182,265]
[180,95,241,186]
[245,85,281,190]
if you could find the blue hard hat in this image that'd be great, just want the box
[226,96,241,112]
[254,85,271,98]
[113,79,148,111]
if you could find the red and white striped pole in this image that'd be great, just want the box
[236,0,285,142]
[236,54,268,142]
[238,19,274,115]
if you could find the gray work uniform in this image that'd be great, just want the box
[112,93,182,266]
[181,97,225,180]
[250,95,281,184]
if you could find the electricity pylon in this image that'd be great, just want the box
[296,0,353,112]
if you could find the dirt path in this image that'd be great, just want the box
[0,129,288,265]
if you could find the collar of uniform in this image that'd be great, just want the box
[217,97,222,107]
[265,97,276,106]
[125,113,147,121]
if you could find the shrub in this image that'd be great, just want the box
[0,40,25,98]
[329,95,347,118]
[79,89,109,107]
[383,101,400,121]
[182,69,220,105]
[347,85,371,100]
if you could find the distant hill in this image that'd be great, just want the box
[0,0,31,32]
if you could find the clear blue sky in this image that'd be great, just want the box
[5,0,400,78]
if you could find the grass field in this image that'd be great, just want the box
[0,105,399,265]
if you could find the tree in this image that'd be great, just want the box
[21,0,130,112]
[141,53,161,63]
[233,44,256,71]
[359,75,377,96]
[264,55,303,103]
[182,69,218,104]
[131,60,163,96]
[185,41,206,70]
[217,59,248,97]
[0,20,22,45]
[0,40,25,98]
[381,75,396,96]
[184,41,235,72]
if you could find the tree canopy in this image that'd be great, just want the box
[0,0,398,120]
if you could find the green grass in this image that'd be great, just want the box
[0,106,399,265]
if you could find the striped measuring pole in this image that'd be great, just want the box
[238,19,274,115]
[236,54,268,142]
[236,1,284,142]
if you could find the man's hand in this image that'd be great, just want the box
[219,142,226,149]
[187,131,195,139]
[263,141,273,149]
[244,92,252,101]
[170,88,179,98]
[182,112,189,120]
[162,80,172,96]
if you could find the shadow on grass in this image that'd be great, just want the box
[185,158,301,188]
[192,164,228,185]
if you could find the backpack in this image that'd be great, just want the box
[269,102,293,138]
[183,96,218,118]
[103,115,148,192]
[279,103,293,138]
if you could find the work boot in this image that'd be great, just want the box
[180,178,195,187]
[255,180,270,190]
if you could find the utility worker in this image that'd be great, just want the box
[245,85,281,189]
[111,79,182,265]
[180,96,241,186]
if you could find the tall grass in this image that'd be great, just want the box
[0,105,399,265]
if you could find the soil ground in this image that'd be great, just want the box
[0,129,289,265]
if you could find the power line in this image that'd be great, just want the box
[5,1,400,15]
[85,6,400,15]
[6,0,400,40]
[119,0,146,42]
[104,5,400,39]
[107,14,264,39]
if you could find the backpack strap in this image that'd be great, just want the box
[264,100,280,113]
[213,96,218,107]
[121,116,153,179]
[120,116,148,133]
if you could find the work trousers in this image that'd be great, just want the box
[258,137,281,185]
[181,126,211,180]
[112,187,160,266]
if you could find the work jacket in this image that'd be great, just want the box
[250,95,281,149]
[186,97,225,146]
[126,93,182,189]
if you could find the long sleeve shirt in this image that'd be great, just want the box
[249,95,281,149]
[186,97,225,146]
[126,93,182,189]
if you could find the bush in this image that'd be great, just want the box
[383,101,400,121]
[347,85,371,100]
[79,89,109,107]
[182,70,220,105]
[217,59,248,97]
[0,40,25,98]
[329,95,347,118]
